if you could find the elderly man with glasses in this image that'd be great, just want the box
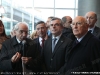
[64,16,100,75]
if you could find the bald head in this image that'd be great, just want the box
[71,16,89,38]
[66,16,72,21]
[73,16,87,24]
[85,11,97,28]
[62,16,72,28]
[85,11,97,19]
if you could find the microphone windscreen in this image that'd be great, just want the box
[22,40,26,45]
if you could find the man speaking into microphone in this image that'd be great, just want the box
[0,22,41,75]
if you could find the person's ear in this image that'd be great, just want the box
[13,30,16,34]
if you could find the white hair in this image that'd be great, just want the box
[14,22,28,30]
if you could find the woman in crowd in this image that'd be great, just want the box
[0,20,9,75]
[0,20,9,51]
[30,30,38,40]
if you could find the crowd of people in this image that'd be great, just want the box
[0,11,100,75]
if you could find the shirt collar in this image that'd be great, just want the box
[88,26,95,33]
[76,32,87,42]
[39,34,48,42]
[39,37,42,43]
[52,33,62,40]
[16,38,22,43]
[39,34,48,40]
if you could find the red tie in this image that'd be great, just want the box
[41,39,45,47]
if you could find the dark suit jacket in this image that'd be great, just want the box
[62,27,75,41]
[93,26,100,40]
[65,32,100,75]
[33,37,49,73]
[33,38,43,54]
[0,36,41,75]
[43,34,72,73]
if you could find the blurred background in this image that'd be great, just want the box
[0,0,100,35]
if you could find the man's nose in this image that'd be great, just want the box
[22,32,27,36]
[87,18,90,21]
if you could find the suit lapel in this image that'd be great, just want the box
[70,32,93,53]
[48,37,52,54]
[72,40,79,48]
[52,35,64,57]
[93,26,98,36]
[12,36,19,46]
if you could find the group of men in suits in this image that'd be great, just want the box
[0,11,100,75]
[37,12,100,75]
[43,13,100,75]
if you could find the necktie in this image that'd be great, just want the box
[41,38,45,48]
[73,39,79,47]
[52,38,57,53]
[89,30,92,33]
[75,39,79,44]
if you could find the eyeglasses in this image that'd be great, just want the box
[86,17,96,20]
[72,22,86,26]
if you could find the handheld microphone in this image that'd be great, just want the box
[22,40,32,75]
[22,40,26,57]
[22,40,26,75]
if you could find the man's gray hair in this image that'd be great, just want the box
[50,17,63,26]
[14,22,28,31]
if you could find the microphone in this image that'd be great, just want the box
[22,40,26,75]
[22,40,26,57]
[22,40,32,75]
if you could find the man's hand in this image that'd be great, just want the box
[11,52,21,63]
[21,57,32,64]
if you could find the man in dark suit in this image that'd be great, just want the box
[43,17,72,75]
[33,21,48,73]
[64,16,100,75]
[0,22,41,75]
[85,11,100,39]
[62,27,75,41]
[61,16,75,41]
[34,21,48,55]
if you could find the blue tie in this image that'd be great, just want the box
[52,38,57,53]
[89,30,92,33]
[76,39,79,44]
